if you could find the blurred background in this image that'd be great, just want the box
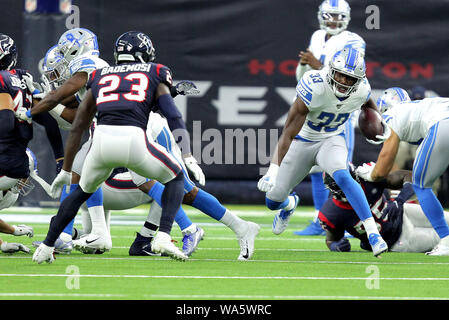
[3,0,449,207]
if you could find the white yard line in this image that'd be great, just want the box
[0,293,125,297]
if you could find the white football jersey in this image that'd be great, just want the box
[383,97,449,144]
[296,68,371,141]
[296,30,366,81]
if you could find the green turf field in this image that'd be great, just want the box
[1,204,449,301]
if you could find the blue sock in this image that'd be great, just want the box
[310,172,329,212]
[413,186,449,238]
[191,189,226,220]
[265,197,290,211]
[61,184,78,236]
[147,181,191,231]
[86,187,103,208]
[333,169,372,221]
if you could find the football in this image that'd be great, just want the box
[358,106,384,141]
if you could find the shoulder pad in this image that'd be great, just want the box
[296,70,325,107]
[156,64,173,87]
[69,56,97,75]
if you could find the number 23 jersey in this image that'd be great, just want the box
[87,62,173,130]
[295,68,371,141]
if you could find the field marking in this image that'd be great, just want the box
[143,294,449,300]
[1,273,449,281]
[0,293,125,297]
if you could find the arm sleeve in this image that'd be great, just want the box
[156,93,191,155]
[33,112,64,159]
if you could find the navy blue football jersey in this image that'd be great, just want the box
[0,69,33,178]
[318,179,403,250]
[87,62,173,129]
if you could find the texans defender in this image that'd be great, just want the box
[33,31,188,263]
[320,166,447,253]
[357,88,449,256]
[295,0,366,236]
[18,28,112,252]
[258,47,390,257]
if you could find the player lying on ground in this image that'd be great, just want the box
[319,165,445,253]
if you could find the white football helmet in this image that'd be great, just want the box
[318,0,351,36]
[0,149,37,196]
[57,28,99,65]
[376,87,411,114]
[327,47,365,98]
[42,45,69,88]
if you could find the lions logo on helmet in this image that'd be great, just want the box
[376,87,411,114]
[327,47,365,98]
[57,28,99,65]
[318,0,351,36]
[0,33,17,71]
[114,31,156,64]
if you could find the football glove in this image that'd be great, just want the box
[12,224,34,237]
[355,162,376,182]
[32,243,55,264]
[50,169,72,198]
[184,155,205,186]
[366,119,391,145]
[381,199,404,221]
[329,237,351,252]
[175,80,200,96]
[257,163,279,193]
[15,106,32,123]
[1,242,30,254]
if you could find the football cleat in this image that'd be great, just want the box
[182,226,205,257]
[151,232,188,261]
[32,237,72,255]
[129,232,161,256]
[32,243,55,264]
[72,233,112,254]
[272,193,299,235]
[368,233,388,257]
[294,220,326,236]
[237,222,260,261]
[426,244,449,256]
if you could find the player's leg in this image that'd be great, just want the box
[317,135,387,256]
[412,120,449,255]
[266,139,317,235]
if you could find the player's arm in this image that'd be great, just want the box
[370,129,400,181]
[61,89,97,173]
[299,49,322,70]
[325,229,350,252]
[382,169,415,218]
[272,97,309,166]
[0,93,15,135]
[29,72,87,117]
[385,170,413,189]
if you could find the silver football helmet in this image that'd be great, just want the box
[376,87,411,114]
[318,0,351,36]
[327,47,365,98]
[42,45,69,88]
[57,28,99,65]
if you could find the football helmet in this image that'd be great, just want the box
[114,31,156,64]
[327,47,365,98]
[318,0,351,36]
[42,45,68,88]
[57,28,99,65]
[376,87,411,114]
[0,33,17,71]
[323,163,359,202]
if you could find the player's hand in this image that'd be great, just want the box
[0,242,30,254]
[15,106,32,123]
[12,224,34,237]
[330,238,351,252]
[55,158,64,174]
[50,169,72,198]
[298,49,322,69]
[32,243,55,264]
[184,155,205,186]
[381,199,404,220]
[257,164,279,193]
[175,81,200,96]
[355,162,376,182]
[367,119,391,145]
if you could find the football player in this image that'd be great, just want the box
[17,28,112,252]
[356,87,449,256]
[32,30,190,263]
[258,47,390,257]
[294,0,366,236]
[318,165,443,253]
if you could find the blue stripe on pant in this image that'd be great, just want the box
[413,122,439,188]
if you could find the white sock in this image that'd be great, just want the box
[284,195,297,211]
[88,205,109,237]
[181,224,197,235]
[363,217,380,236]
[59,232,72,242]
[81,207,92,234]
[219,210,247,236]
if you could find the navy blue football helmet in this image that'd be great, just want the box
[0,33,17,71]
[114,31,156,64]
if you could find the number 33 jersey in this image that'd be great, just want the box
[86,62,173,130]
[295,68,371,141]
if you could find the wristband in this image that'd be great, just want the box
[26,109,32,118]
